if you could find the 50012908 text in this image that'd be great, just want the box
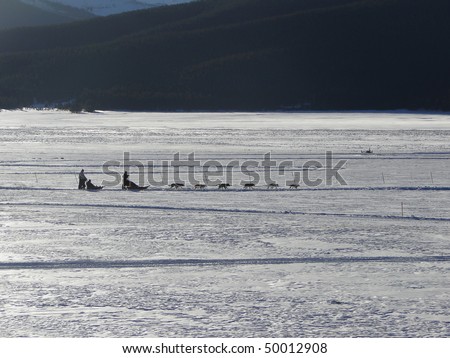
[264,342,327,354]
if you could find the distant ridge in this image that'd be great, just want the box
[0,0,449,111]
[35,0,193,16]
[0,0,94,30]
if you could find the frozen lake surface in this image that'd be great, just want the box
[0,110,449,337]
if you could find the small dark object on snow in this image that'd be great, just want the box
[86,179,103,190]
[127,181,149,191]
[169,183,184,189]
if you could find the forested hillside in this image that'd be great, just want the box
[0,0,449,111]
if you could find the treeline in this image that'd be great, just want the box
[0,0,450,111]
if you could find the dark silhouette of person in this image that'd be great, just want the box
[78,169,87,189]
[122,171,130,189]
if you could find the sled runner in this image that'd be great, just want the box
[125,181,149,191]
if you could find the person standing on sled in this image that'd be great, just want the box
[122,171,130,190]
[78,169,87,189]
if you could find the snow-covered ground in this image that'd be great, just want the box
[0,110,449,337]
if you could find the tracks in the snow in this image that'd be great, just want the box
[1,201,450,222]
[0,256,449,271]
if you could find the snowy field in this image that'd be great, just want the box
[0,110,449,337]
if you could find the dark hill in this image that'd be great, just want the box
[0,0,449,111]
[0,0,94,31]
